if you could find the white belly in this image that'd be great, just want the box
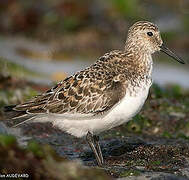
[50,86,150,138]
[103,87,149,129]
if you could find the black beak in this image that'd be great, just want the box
[160,43,185,64]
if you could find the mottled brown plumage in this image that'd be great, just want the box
[14,51,128,115]
[4,21,184,166]
[12,45,154,117]
[6,21,184,120]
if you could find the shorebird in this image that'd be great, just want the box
[4,21,185,166]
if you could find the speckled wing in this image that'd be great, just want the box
[12,51,128,117]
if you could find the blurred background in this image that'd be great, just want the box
[0,0,188,94]
[0,1,189,176]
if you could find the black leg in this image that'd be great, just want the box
[94,135,104,165]
[86,132,103,166]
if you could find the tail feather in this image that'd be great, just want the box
[4,105,17,112]
[3,105,35,127]
[4,105,27,119]
[13,116,36,127]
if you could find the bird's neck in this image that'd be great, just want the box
[125,39,151,54]
[124,46,153,78]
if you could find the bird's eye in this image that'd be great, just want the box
[147,32,153,36]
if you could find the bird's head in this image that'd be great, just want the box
[125,21,185,64]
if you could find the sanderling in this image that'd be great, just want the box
[4,21,185,166]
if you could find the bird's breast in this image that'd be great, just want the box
[103,83,151,129]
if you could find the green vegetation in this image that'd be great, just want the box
[126,114,151,133]
[110,0,142,19]
[0,58,43,79]
[120,169,141,177]
[0,134,110,180]
[0,134,17,147]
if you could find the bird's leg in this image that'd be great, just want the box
[93,135,104,165]
[86,132,103,166]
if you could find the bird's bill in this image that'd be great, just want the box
[160,44,185,64]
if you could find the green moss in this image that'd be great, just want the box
[176,133,189,140]
[162,131,172,138]
[167,85,183,98]
[126,114,151,134]
[63,16,80,32]
[27,141,45,158]
[151,160,161,166]
[125,159,146,167]
[23,87,38,101]
[151,84,165,98]
[0,134,17,147]
[110,0,142,19]
[151,84,185,99]
[0,58,43,79]
[120,169,141,177]
[0,136,110,179]
[126,120,142,133]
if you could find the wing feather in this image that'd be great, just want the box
[7,51,128,120]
